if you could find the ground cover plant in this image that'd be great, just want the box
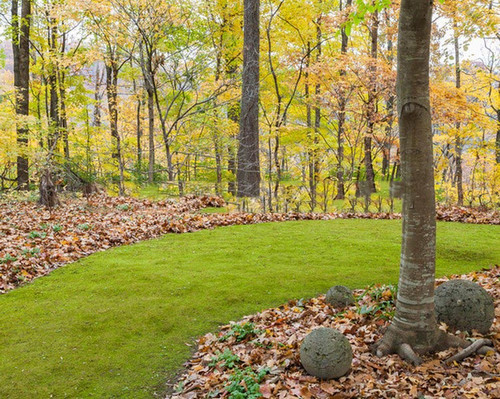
[173,267,500,398]
[0,218,498,398]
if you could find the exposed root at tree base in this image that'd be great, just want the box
[372,327,495,366]
[445,339,493,364]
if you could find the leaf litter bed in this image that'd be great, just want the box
[171,267,500,399]
[0,194,498,293]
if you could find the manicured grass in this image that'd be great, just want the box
[0,220,498,398]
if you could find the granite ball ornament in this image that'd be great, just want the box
[435,279,494,334]
[300,327,352,379]
[325,285,355,308]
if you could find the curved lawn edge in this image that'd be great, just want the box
[3,196,498,294]
[0,219,498,398]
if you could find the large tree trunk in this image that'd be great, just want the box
[12,0,31,190]
[373,0,453,362]
[237,0,261,197]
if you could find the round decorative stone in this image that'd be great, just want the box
[300,327,352,379]
[325,285,355,308]
[435,279,495,334]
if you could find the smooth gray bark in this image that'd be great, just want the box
[373,0,445,360]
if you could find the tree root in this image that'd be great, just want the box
[397,343,422,366]
[445,339,493,365]
[372,325,496,366]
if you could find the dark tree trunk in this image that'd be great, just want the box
[48,19,59,153]
[237,0,261,197]
[334,0,352,200]
[227,103,239,196]
[39,168,59,208]
[12,0,31,190]
[454,24,463,205]
[496,103,500,164]
[59,32,69,161]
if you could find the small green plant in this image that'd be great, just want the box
[220,323,262,343]
[209,349,240,369]
[0,254,18,264]
[356,284,397,320]
[223,367,270,399]
[77,223,92,231]
[22,247,41,257]
[52,224,63,233]
[29,231,47,239]
[39,223,48,230]
[116,204,130,211]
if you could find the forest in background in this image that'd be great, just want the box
[0,0,499,211]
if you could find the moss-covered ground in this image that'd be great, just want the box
[0,220,498,398]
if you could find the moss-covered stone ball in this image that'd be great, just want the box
[300,327,352,379]
[325,285,355,308]
[435,279,494,334]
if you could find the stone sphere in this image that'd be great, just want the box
[300,327,352,379]
[325,285,355,308]
[435,279,495,334]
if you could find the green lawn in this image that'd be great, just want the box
[0,220,498,398]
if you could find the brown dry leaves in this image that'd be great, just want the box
[172,267,500,399]
[0,194,498,294]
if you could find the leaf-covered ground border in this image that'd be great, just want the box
[171,267,500,398]
[1,194,499,293]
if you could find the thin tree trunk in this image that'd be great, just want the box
[496,103,500,164]
[147,88,155,183]
[237,0,261,197]
[60,31,69,160]
[140,44,156,184]
[105,59,124,196]
[227,103,239,195]
[382,31,395,180]
[12,0,31,190]
[363,6,378,194]
[335,0,352,200]
[313,17,321,210]
[48,20,59,153]
[305,42,314,210]
[454,23,463,205]
[133,80,143,171]
[214,135,222,196]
